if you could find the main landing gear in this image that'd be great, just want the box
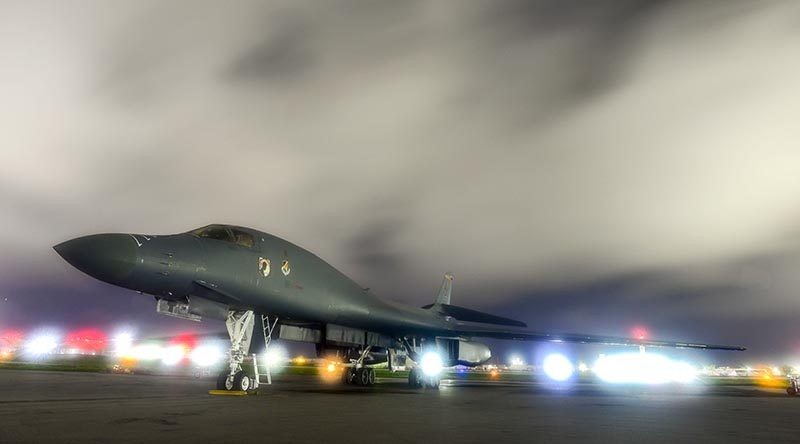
[400,338,441,390]
[341,367,377,386]
[407,368,440,389]
[216,310,257,392]
[340,346,377,387]
[788,376,799,396]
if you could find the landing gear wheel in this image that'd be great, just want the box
[366,368,376,386]
[216,372,232,390]
[233,371,251,391]
[408,368,422,388]
[356,368,370,386]
[342,368,355,385]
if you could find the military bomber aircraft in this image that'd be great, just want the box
[54,224,745,391]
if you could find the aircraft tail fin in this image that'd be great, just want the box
[421,273,528,327]
[435,273,453,305]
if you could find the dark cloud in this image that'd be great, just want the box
[227,16,317,83]
[345,219,407,279]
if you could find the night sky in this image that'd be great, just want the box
[2,0,800,365]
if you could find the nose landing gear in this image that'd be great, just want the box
[216,310,257,392]
[214,311,279,392]
[216,370,253,391]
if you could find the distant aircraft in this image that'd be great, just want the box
[55,224,745,391]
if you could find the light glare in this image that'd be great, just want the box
[113,332,134,356]
[420,351,444,376]
[132,343,163,361]
[263,347,288,367]
[26,334,59,355]
[190,345,222,367]
[593,352,697,384]
[543,353,574,381]
[161,345,186,365]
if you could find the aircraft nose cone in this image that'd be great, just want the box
[54,234,138,284]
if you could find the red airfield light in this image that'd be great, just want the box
[1,330,24,348]
[64,328,107,353]
[631,327,648,341]
[165,333,198,365]
[170,333,198,354]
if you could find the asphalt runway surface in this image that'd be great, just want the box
[0,369,795,444]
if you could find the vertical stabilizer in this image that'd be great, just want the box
[435,273,453,305]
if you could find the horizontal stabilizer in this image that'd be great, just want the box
[422,303,527,328]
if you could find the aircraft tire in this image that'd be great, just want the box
[408,368,422,388]
[216,372,231,390]
[341,368,352,385]
[356,368,369,386]
[233,371,251,391]
[366,368,376,386]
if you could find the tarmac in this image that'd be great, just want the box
[0,369,796,444]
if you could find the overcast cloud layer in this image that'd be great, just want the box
[2,0,800,361]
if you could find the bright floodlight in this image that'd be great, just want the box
[509,355,524,366]
[161,345,186,366]
[543,353,574,381]
[420,351,444,376]
[132,343,163,361]
[593,352,697,384]
[190,345,222,367]
[263,346,287,367]
[672,361,697,384]
[113,332,134,356]
[27,334,59,355]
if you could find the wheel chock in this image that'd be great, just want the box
[208,390,249,396]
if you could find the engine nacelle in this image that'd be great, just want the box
[437,338,491,366]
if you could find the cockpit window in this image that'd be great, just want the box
[190,225,255,248]
[231,229,254,248]
[191,225,233,242]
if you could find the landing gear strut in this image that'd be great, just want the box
[216,310,256,391]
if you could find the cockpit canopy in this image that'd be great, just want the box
[189,225,255,248]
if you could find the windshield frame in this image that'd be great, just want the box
[189,225,256,249]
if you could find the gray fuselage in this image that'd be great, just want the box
[55,226,451,338]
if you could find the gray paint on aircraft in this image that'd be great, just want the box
[54,224,745,352]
